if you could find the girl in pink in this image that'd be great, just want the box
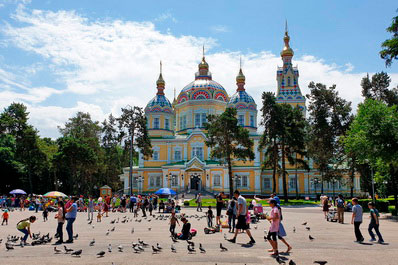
[266,199,280,256]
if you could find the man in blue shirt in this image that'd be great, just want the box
[351,198,364,243]
[65,197,78,243]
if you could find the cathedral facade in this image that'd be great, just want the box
[120,28,362,197]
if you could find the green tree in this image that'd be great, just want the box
[118,106,152,195]
[259,92,282,193]
[204,107,254,198]
[259,92,308,201]
[361,72,398,106]
[101,114,124,190]
[0,103,47,193]
[306,82,353,193]
[380,14,398,67]
[56,112,102,195]
[0,134,24,193]
[344,99,398,214]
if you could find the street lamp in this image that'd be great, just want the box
[311,177,320,200]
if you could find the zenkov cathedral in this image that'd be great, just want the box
[120,28,361,197]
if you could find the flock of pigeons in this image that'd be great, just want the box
[2,212,328,265]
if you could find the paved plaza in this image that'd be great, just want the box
[1,206,397,265]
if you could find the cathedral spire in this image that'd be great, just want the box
[197,45,210,78]
[156,60,165,95]
[236,56,246,91]
[281,20,294,60]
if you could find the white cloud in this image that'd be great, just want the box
[210,25,229,33]
[154,10,177,23]
[1,6,398,138]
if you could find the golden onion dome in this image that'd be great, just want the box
[199,57,209,69]
[281,28,294,57]
[156,73,165,87]
[236,68,245,83]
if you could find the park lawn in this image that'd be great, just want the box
[185,198,319,207]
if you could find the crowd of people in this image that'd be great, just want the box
[0,190,387,254]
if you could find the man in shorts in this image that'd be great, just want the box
[228,190,255,244]
[216,192,224,226]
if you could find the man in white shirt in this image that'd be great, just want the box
[228,190,255,244]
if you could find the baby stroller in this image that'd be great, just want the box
[326,208,338,222]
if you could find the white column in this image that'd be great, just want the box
[254,140,260,167]
[223,168,229,192]
[184,143,188,160]
[162,169,168,187]
[138,148,144,167]
[167,143,171,163]
[254,170,261,193]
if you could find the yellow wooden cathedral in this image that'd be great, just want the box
[120,27,362,197]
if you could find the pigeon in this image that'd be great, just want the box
[133,245,141,253]
[306,226,311,231]
[314,262,327,265]
[54,246,62,254]
[199,243,206,253]
[131,228,134,234]
[187,245,196,253]
[89,239,95,246]
[148,227,152,231]
[111,227,115,232]
[302,222,307,225]
[171,237,178,243]
[156,243,162,250]
[289,260,296,265]
[64,245,73,253]
[152,245,160,254]
[73,234,79,240]
[106,230,110,236]
[276,256,286,264]
[187,240,195,247]
[88,220,92,225]
[118,245,123,252]
[293,227,296,233]
[223,233,227,240]
[171,244,176,253]
[220,243,228,251]
[71,249,82,257]
[108,244,112,252]
[309,235,315,240]
[97,251,105,257]
[254,225,258,230]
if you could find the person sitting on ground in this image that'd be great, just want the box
[158,201,165,213]
[17,216,36,245]
[177,217,191,240]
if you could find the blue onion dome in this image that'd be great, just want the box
[228,66,256,110]
[145,61,174,114]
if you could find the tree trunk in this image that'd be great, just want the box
[227,156,233,199]
[281,141,288,203]
[295,153,299,199]
[321,171,324,194]
[350,170,354,199]
[390,164,398,216]
[272,141,277,193]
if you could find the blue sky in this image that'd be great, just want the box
[1,0,397,138]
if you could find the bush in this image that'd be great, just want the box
[356,199,390,213]
[388,206,397,216]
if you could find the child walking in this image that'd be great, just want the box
[17,216,36,245]
[169,211,180,236]
[42,207,48,222]
[2,209,9,225]
[368,202,384,243]
[206,206,214,227]
[266,199,280,256]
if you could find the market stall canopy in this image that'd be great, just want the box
[9,189,26,195]
[43,191,67,198]
[154,188,176,195]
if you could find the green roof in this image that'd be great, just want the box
[163,160,187,166]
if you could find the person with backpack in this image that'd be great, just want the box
[368,202,384,243]
[336,194,346,224]
[17,216,36,245]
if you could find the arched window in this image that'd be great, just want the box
[213,174,221,186]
